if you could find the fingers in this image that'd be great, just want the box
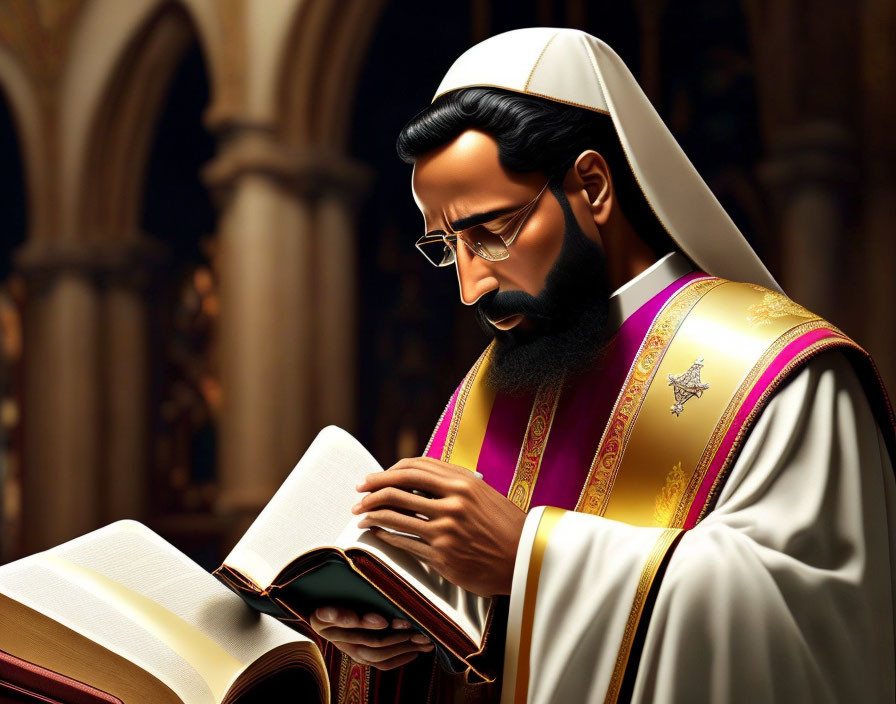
[366,526,439,564]
[385,457,468,476]
[310,608,397,645]
[352,486,434,517]
[339,638,434,666]
[318,626,415,648]
[357,463,458,496]
[338,644,432,671]
[312,606,436,671]
[357,509,432,538]
[311,607,387,630]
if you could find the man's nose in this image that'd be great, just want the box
[455,241,499,305]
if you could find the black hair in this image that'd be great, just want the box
[396,87,674,256]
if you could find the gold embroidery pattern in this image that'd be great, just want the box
[603,528,682,704]
[669,319,829,528]
[441,343,493,462]
[746,290,814,328]
[508,376,564,511]
[338,653,370,704]
[694,327,859,524]
[654,462,687,526]
[576,278,723,515]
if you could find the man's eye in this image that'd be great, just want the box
[481,216,516,236]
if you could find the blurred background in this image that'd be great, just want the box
[0,0,894,568]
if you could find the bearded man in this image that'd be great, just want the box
[308,28,896,703]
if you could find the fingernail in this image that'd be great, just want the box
[351,502,362,513]
[362,613,387,627]
[420,644,434,652]
[317,607,336,622]
[393,620,411,629]
[411,634,430,644]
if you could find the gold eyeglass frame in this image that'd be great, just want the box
[415,181,551,267]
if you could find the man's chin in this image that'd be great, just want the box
[486,333,567,396]
[477,300,608,396]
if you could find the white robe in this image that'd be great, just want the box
[501,350,896,703]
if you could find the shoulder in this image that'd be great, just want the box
[715,348,887,509]
[685,278,879,427]
[761,348,874,427]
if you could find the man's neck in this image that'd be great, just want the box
[605,251,694,332]
[601,210,661,292]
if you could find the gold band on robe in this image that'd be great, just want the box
[579,280,828,528]
[442,343,496,469]
[507,375,564,511]
[513,506,565,704]
[576,277,723,515]
[603,528,682,704]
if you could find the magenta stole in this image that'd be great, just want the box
[425,271,708,511]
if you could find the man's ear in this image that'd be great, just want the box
[572,150,613,226]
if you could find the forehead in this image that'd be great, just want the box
[411,129,542,216]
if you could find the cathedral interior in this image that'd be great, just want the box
[0,0,894,568]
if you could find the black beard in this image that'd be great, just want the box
[475,180,612,396]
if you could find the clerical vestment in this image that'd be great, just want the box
[328,265,896,703]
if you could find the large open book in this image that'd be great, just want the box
[0,521,328,704]
[214,426,495,681]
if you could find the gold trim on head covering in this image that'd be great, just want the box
[432,28,781,292]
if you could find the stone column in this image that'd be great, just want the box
[100,239,161,523]
[204,129,370,544]
[205,128,316,542]
[307,157,368,434]
[15,247,103,554]
[759,122,857,322]
[15,240,161,554]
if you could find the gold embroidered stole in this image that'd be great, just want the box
[514,278,877,704]
[577,278,850,527]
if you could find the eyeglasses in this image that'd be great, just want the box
[415,181,550,267]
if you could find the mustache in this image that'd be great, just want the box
[476,289,553,323]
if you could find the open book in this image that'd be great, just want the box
[0,521,328,704]
[214,426,494,681]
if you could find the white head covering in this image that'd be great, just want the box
[433,27,781,292]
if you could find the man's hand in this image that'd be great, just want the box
[352,457,527,596]
[309,607,433,670]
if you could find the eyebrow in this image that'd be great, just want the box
[443,206,517,233]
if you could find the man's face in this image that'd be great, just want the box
[412,129,612,394]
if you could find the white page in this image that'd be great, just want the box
[224,426,383,588]
[226,425,489,645]
[0,521,310,704]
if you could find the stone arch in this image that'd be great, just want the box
[276,0,385,149]
[77,3,209,243]
[0,42,46,240]
[59,0,224,241]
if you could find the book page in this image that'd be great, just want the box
[224,426,384,588]
[337,518,491,645]
[0,521,315,704]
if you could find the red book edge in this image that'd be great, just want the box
[0,648,123,704]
